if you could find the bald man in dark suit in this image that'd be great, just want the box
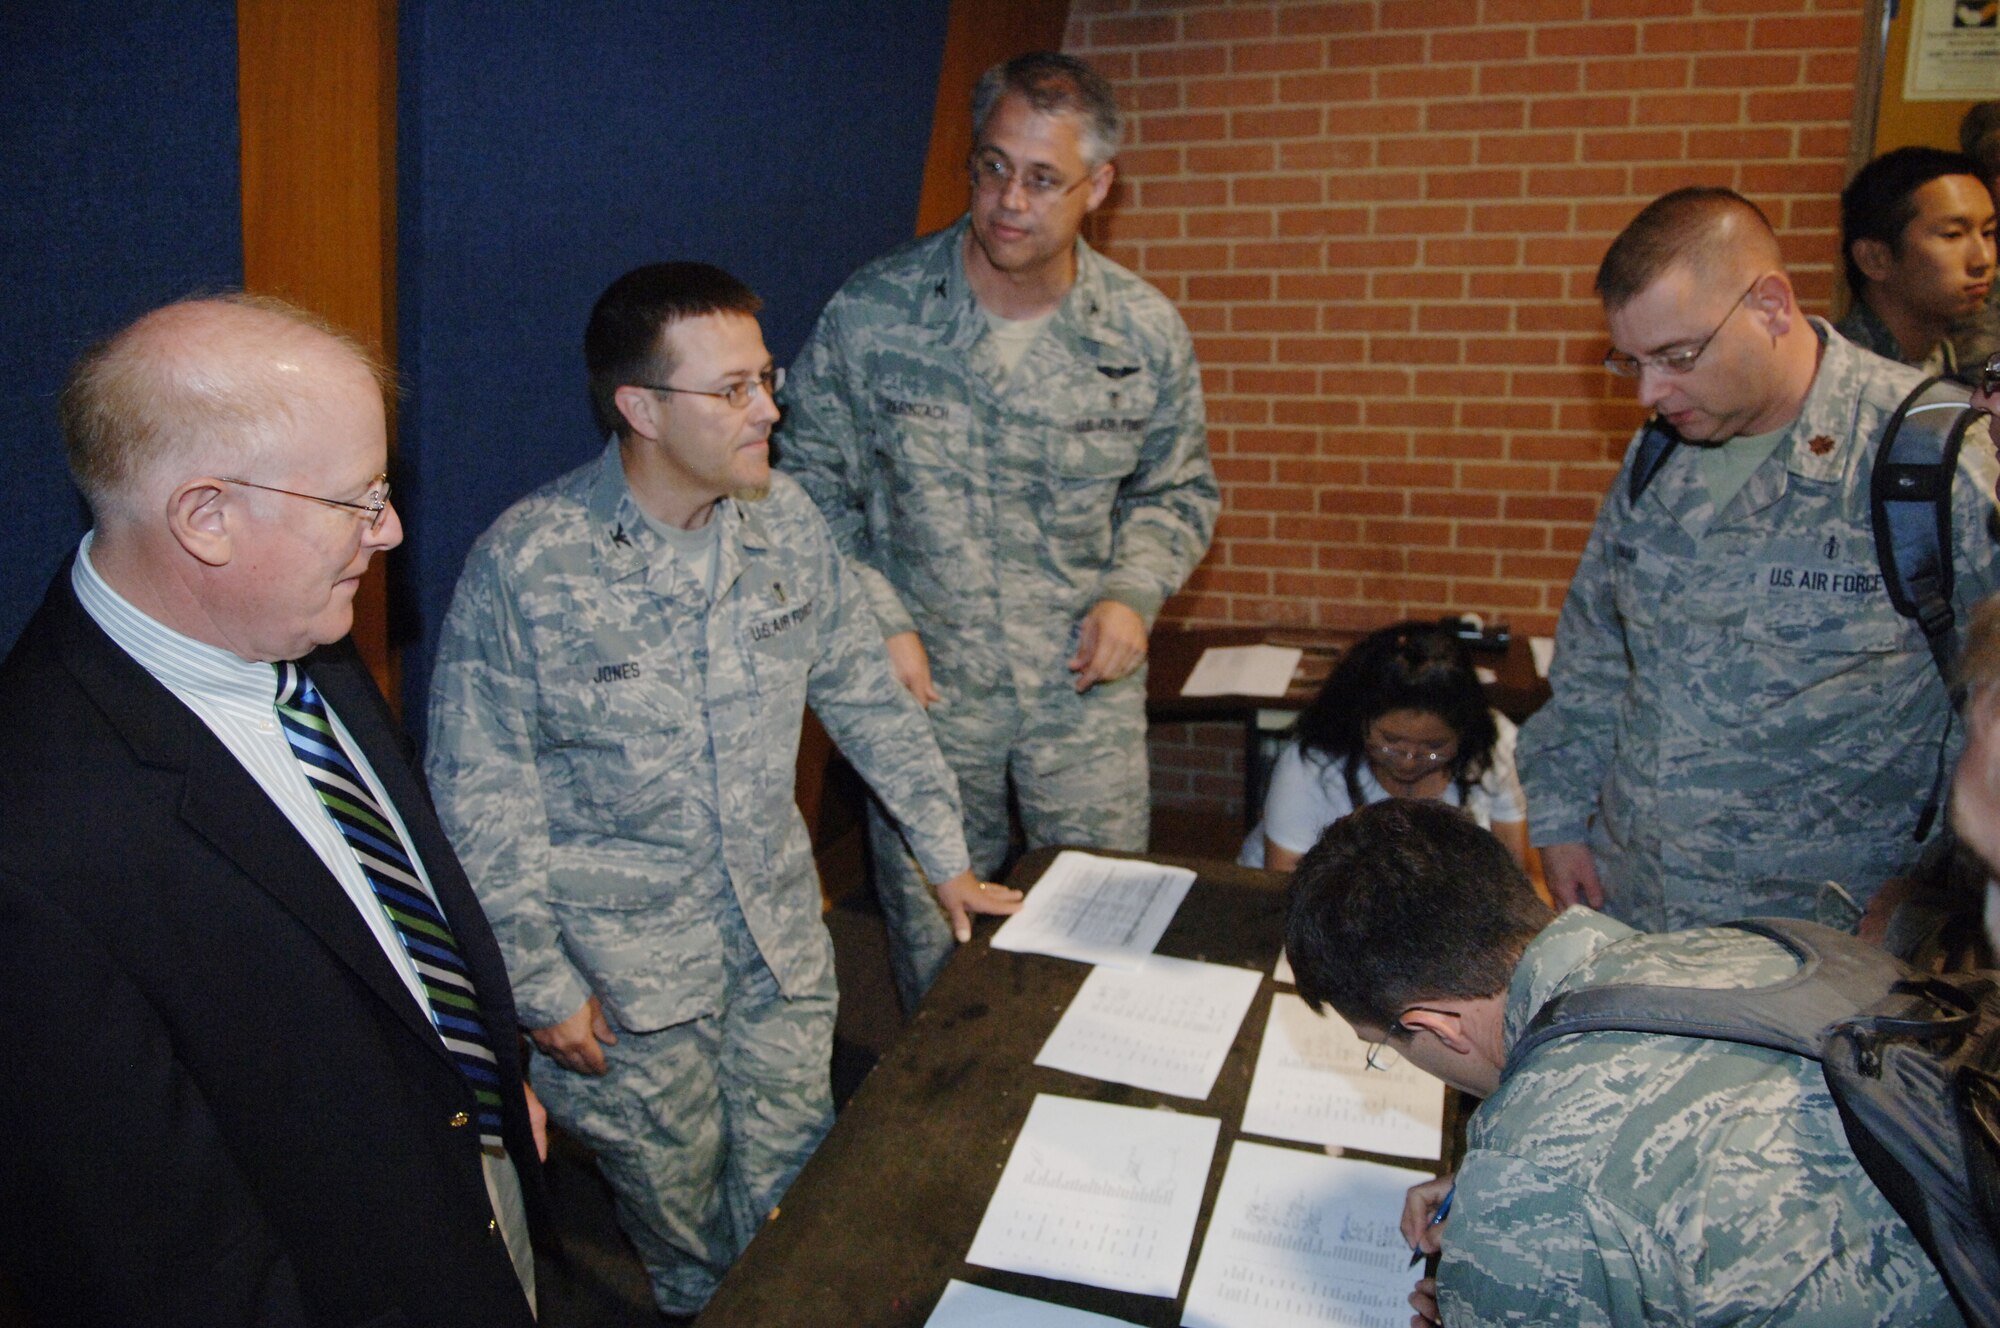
[0,295,543,1328]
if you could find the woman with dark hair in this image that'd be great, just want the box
[1241,620,1529,872]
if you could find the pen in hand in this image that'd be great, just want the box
[1408,1183,1455,1268]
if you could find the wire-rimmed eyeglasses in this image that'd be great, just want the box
[1602,277,1761,379]
[219,473,392,530]
[634,365,784,411]
[968,149,1091,205]
[1365,1016,1420,1071]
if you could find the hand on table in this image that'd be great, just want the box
[935,869,1023,942]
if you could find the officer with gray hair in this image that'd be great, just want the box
[779,52,1217,1009]
[1518,186,2000,933]
[1286,798,1961,1327]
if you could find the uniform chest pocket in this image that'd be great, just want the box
[1047,418,1145,533]
[1609,539,1669,630]
[872,396,967,471]
[1053,423,1144,478]
[871,397,971,554]
[534,664,704,837]
[742,593,818,703]
[1736,551,1909,655]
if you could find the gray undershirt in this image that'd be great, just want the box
[641,505,724,598]
[1698,426,1786,532]
[982,307,1056,382]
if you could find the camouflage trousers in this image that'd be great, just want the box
[532,908,835,1315]
[867,676,1150,1009]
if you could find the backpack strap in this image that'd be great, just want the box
[1871,376,1981,695]
[1626,416,1683,507]
[1503,918,1920,1078]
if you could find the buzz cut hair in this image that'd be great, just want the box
[1595,187,1776,311]
[584,262,762,440]
[971,51,1122,170]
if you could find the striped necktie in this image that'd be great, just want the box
[274,661,505,1150]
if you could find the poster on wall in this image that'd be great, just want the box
[1904,0,2000,99]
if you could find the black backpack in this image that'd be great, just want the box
[1507,917,2000,1327]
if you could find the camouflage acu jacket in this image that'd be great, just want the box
[1440,907,1962,1327]
[1836,298,1956,375]
[1518,320,2000,932]
[775,216,1217,712]
[426,444,969,1032]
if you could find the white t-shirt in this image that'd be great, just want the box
[1239,710,1526,867]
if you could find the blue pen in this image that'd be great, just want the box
[1408,1184,1455,1267]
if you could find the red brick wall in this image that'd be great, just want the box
[1149,719,1249,826]
[1064,0,1864,829]
[1066,0,1862,640]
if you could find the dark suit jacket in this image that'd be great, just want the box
[0,568,542,1328]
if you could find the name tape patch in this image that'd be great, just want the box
[748,602,814,643]
[1763,566,1885,596]
[881,397,949,420]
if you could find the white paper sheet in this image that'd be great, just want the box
[966,1094,1220,1298]
[991,851,1196,970]
[1529,635,1555,679]
[925,1280,1145,1327]
[1272,948,1294,986]
[1240,993,1443,1160]
[1181,1141,1431,1328]
[1180,645,1304,698]
[1035,956,1263,1100]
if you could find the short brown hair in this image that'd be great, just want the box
[583,262,763,439]
[1595,187,1776,310]
[1286,799,1554,1029]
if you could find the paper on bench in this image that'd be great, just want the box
[1035,955,1262,1100]
[1241,993,1443,1160]
[991,851,1195,970]
[965,1094,1218,1298]
[1182,1141,1432,1328]
[1180,645,1303,698]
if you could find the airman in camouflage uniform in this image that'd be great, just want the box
[1285,800,1960,1328]
[778,54,1216,1007]
[1519,187,2000,932]
[427,264,1014,1316]
[1449,909,1960,1326]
